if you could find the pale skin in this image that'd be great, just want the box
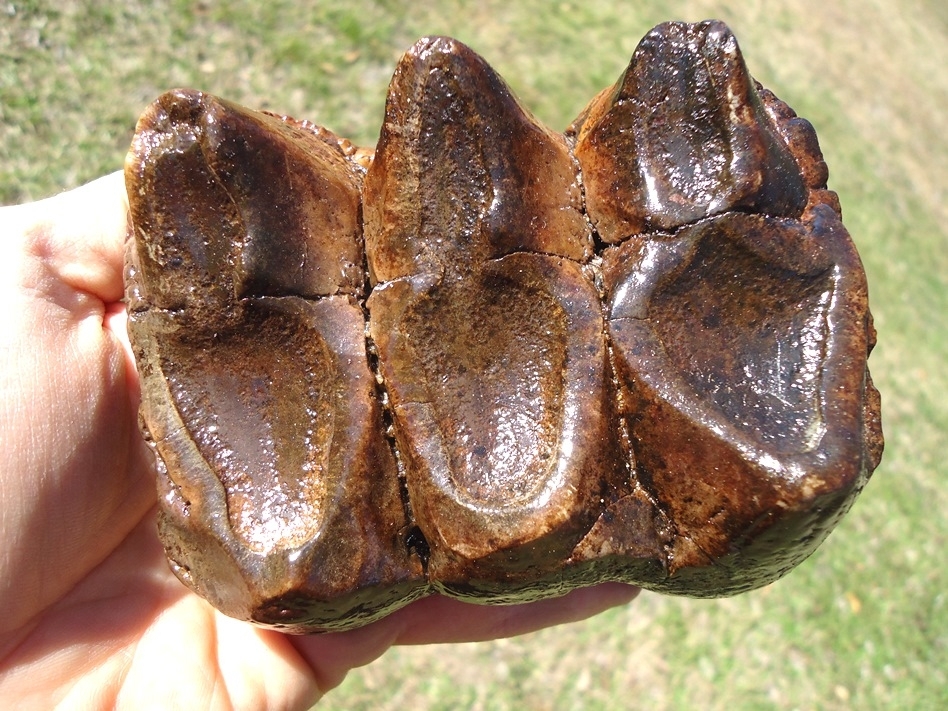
[0,172,639,710]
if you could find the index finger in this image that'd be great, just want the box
[291,583,640,694]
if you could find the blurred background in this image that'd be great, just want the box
[3,1,945,708]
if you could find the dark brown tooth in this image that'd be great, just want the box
[126,88,425,632]
[365,37,627,596]
[126,89,365,309]
[758,86,831,190]
[369,255,630,596]
[601,204,882,595]
[364,36,591,285]
[198,97,367,300]
[123,21,884,630]
[126,89,241,312]
[570,20,808,242]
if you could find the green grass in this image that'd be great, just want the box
[3,0,946,708]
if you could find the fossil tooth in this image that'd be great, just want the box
[365,37,628,597]
[124,23,883,632]
[571,20,808,241]
[602,204,882,593]
[364,36,591,285]
[126,89,425,632]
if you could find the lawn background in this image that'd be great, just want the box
[3,1,946,708]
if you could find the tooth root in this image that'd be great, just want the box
[571,19,808,242]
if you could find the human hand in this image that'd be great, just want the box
[0,173,639,709]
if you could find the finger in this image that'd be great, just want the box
[291,583,639,694]
[0,171,154,635]
[1,171,129,304]
[392,583,641,644]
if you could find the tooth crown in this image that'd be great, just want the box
[125,21,883,632]
[570,20,810,241]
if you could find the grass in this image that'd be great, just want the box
[3,0,946,708]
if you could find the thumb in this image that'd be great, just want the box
[1,171,129,304]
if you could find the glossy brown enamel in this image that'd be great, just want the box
[364,37,625,596]
[125,22,883,632]
[570,20,808,242]
[126,90,424,632]
[363,36,591,284]
[601,204,879,593]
